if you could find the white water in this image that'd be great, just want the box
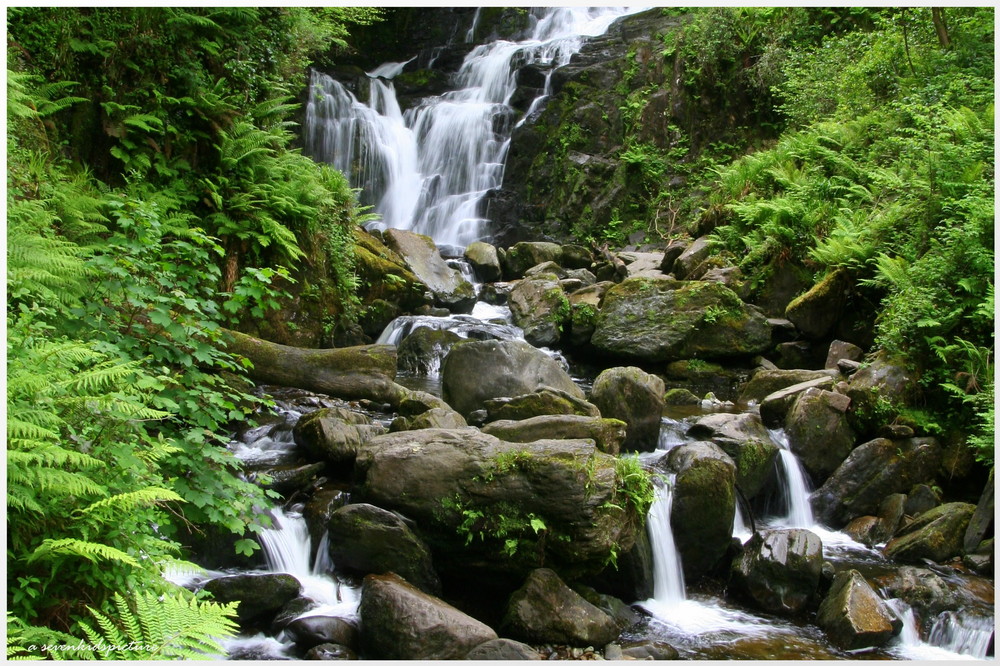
[885,598,990,661]
[305,7,641,247]
[767,428,815,529]
[928,611,995,659]
[647,479,685,604]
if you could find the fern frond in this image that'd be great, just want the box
[28,538,140,568]
[80,488,184,516]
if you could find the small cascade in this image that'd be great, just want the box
[767,428,815,529]
[647,478,686,605]
[928,610,995,659]
[732,501,753,543]
[375,312,522,347]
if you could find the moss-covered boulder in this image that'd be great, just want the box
[383,228,476,313]
[484,387,601,422]
[687,412,779,499]
[785,268,852,339]
[884,502,977,564]
[590,366,665,453]
[293,407,386,468]
[758,376,838,427]
[502,241,564,279]
[816,569,897,650]
[392,407,468,432]
[508,274,571,347]
[738,368,837,405]
[783,388,856,483]
[730,529,823,616]
[465,241,502,283]
[482,414,627,455]
[397,326,466,376]
[203,573,302,629]
[591,279,771,362]
[845,351,921,435]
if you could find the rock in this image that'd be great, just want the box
[303,488,350,562]
[397,327,465,376]
[730,529,824,616]
[586,527,655,604]
[383,229,476,312]
[359,572,497,660]
[877,424,915,439]
[964,469,994,553]
[785,268,852,339]
[663,387,701,406]
[502,242,564,279]
[876,493,907,542]
[702,266,747,296]
[484,387,600,421]
[619,640,680,660]
[465,638,542,660]
[326,503,440,594]
[659,241,686,274]
[561,244,594,269]
[758,377,838,427]
[619,251,667,278]
[739,369,837,405]
[203,573,302,628]
[482,414,626,455]
[816,570,897,650]
[825,340,864,370]
[686,413,779,499]
[272,597,318,632]
[395,407,468,431]
[441,339,584,417]
[590,366,665,453]
[904,484,941,517]
[398,390,451,416]
[842,516,884,548]
[481,281,513,305]
[775,341,823,369]
[508,274,570,347]
[846,351,920,434]
[838,359,862,374]
[304,643,358,660]
[666,441,737,579]
[591,279,772,362]
[465,241,502,282]
[573,585,640,631]
[884,502,977,563]
[672,236,712,280]
[293,408,386,468]
[501,568,620,647]
[811,437,942,527]
[565,267,597,285]
[287,615,359,651]
[254,462,326,495]
[783,388,856,482]
[354,428,643,578]
[525,260,568,279]
[875,565,995,622]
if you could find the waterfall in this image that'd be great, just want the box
[768,429,815,529]
[928,610,995,659]
[304,7,640,247]
[647,478,685,604]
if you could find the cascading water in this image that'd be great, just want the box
[646,478,685,605]
[305,7,640,247]
[767,428,815,529]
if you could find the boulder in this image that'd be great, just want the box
[586,526,655,604]
[501,568,620,647]
[303,643,358,660]
[326,503,440,594]
[590,366,665,453]
[785,268,851,339]
[398,390,451,416]
[203,573,301,628]
[508,274,570,347]
[845,351,920,433]
[359,572,497,660]
[758,377,837,428]
[525,261,568,279]
[964,469,994,553]
[561,244,594,269]
[465,241,502,283]
[441,340,584,417]
[383,229,476,312]
[619,251,668,278]
[503,242,564,279]
[287,615,359,651]
[825,340,864,370]
[293,408,386,467]
[397,407,468,431]
[875,565,995,622]
[783,388,855,482]
[658,241,686,274]
[354,428,644,578]
[883,502,977,564]
[739,369,837,405]
[482,414,626,455]
[666,442,737,579]
[811,437,942,527]
[465,639,542,660]
[484,387,601,421]
[397,327,465,376]
[573,585,640,631]
[730,529,824,616]
[686,412,780,499]
[816,570,897,650]
[618,640,679,660]
[254,462,326,495]
[591,279,772,362]
[904,484,941,517]
[672,236,712,280]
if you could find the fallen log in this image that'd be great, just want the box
[223,330,408,406]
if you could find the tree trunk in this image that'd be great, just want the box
[223,329,408,406]
[931,8,951,49]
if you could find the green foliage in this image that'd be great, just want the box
[607,455,656,524]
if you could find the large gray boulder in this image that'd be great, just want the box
[482,414,627,455]
[816,570,897,650]
[783,388,855,483]
[665,442,736,580]
[398,327,466,376]
[359,572,497,659]
[501,568,620,647]
[464,241,502,282]
[590,366,665,453]
[687,412,780,499]
[508,274,570,347]
[730,529,823,616]
[785,268,851,339]
[293,407,385,467]
[591,278,772,362]
[441,340,584,417]
[845,351,921,434]
[326,503,440,594]
[383,228,476,313]
[811,437,942,527]
[503,241,564,279]
[884,502,977,564]
[672,236,712,280]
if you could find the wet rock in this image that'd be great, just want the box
[812,437,942,527]
[904,484,941,517]
[785,268,851,339]
[573,585,640,631]
[590,366,665,453]
[398,389,451,416]
[304,643,358,660]
[359,572,497,659]
[964,469,994,553]
[484,387,601,421]
[730,529,824,616]
[501,568,620,647]
[816,569,897,650]
[502,241,564,279]
[619,639,679,660]
[272,597,319,632]
[663,387,701,406]
[658,241,686,274]
[383,229,476,313]
[842,516,883,548]
[738,368,837,405]
[287,615,359,651]
[591,279,771,362]
[482,414,626,455]
[884,502,977,564]
[525,260,568,279]
[293,408,385,468]
[441,339,584,417]
[397,327,465,376]
[825,340,864,370]
[586,526,654,603]
[465,241,502,282]
[672,236,712,280]
[666,441,737,579]
[465,638,543,660]
[327,503,440,594]
[203,573,301,628]
[255,462,326,495]
[393,407,468,431]
[783,388,856,482]
[875,565,995,622]
[481,281,513,305]
[508,274,570,347]
[687,412,779,499]
[757,377,837,428]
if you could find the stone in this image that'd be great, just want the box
[825,340,864,370]
[686,412,779,499]
[619,640,680,660]
[904,484,940,517]
[465,241,502,282]
[663,387,701,406]
[842,516,883,548]
[811,437,942,527]
[293,408,386,468]
[465,638,543,660]
[757,377,837,428]
[304,643,358,660]
[359,573,497,660]
[785,268,852,339]
[287,615,359,651]
[666,441,737,580]
[525,260,568,279]
[659,241,686,275]
[508,274,570,347]
[884,502,977,564]
[203,573,302,628]
[964,469,994,553]
[572,585,640,631]
[672,236,712,280]
[395,407,468,431]
[590,366,665,453]
[484,387,601,421]
[845,351,920,434]
[255,462,326,495]
[397,327,465,376]
[326,503,440,594]
[482,414,627,455]
[816,570,897,650]
[619,251,667,278]
[561,244,594,269]
[502,241,564,279]
[441,339,584,417]
[501,568,620,647]
[783,388,856,482]
[876,565,995,621]
[591,278,772,362]
[738,369,837,405]
[730,529,824,616]
[398,390,451,416]
[383,229,476,312]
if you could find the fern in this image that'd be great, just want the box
[79,488,184,516]
[28,538,141,568]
